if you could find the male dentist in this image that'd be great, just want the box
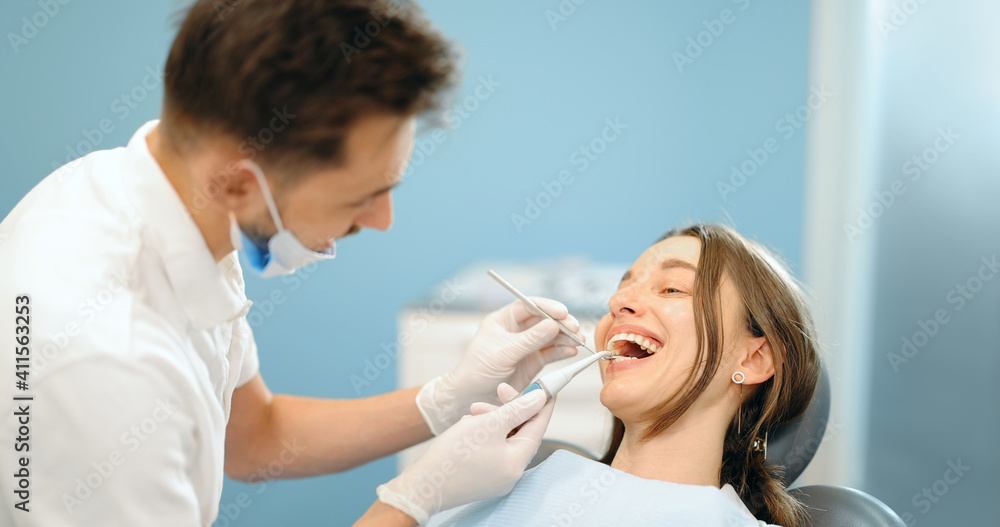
[0,1,582,525]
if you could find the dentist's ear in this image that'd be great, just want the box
[740,336,776,386]
[215,160,261,211]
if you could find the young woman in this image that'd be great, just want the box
[426,224,821,526]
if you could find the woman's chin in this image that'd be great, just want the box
[600,382,642,419]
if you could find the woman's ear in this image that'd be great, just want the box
[741,336,776,386]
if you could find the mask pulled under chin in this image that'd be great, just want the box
[227,159,337,278]
[229,213,336,278]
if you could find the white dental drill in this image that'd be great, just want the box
[520,350,612,400]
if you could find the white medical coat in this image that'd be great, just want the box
[0,120,259,526]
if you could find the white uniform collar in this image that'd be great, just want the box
[125,120,252,329]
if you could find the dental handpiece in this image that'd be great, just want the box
[520,350,612,400]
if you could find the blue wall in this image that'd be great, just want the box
[0,1,812,524]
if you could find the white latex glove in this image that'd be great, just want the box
[377,383,556,525]
[467,381,526,415]
[416,297,582,435]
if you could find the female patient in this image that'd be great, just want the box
[426,223,821,526]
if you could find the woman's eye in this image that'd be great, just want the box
[661,287,682,294]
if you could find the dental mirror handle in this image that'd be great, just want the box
[520,351,612,400]
[486,269,599,355]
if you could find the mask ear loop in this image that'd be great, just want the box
[228,212,243,251]
[241,160,286,232]
[732,371,745,434]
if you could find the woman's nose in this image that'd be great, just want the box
[609,286,643,317]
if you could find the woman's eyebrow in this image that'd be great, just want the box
[618,258,696,285]
[660,258,697,272]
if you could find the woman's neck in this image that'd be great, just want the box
[610,413,728,488]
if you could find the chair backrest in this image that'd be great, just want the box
[762,360,908,526]
[766,360,832,486]
[789,485,907,527]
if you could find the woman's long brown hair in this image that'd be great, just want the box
[598,223,821,527]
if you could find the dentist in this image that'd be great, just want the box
[0,1,581,526]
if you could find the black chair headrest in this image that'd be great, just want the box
[765,360,832,486]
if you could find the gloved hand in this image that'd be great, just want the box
[416,297,582,435]
[377,384,556,525]
[468,381,532,416]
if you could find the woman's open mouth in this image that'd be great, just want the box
[605,331,660,371]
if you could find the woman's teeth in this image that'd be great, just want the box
[606,332,660,354]
[603,333,662,363]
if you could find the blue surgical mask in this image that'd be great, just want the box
[229,160,336,278]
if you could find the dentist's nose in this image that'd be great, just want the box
[355,192,394,232]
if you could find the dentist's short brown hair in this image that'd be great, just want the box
[161,0,458,182]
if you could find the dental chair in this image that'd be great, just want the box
[528,364,907,526]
